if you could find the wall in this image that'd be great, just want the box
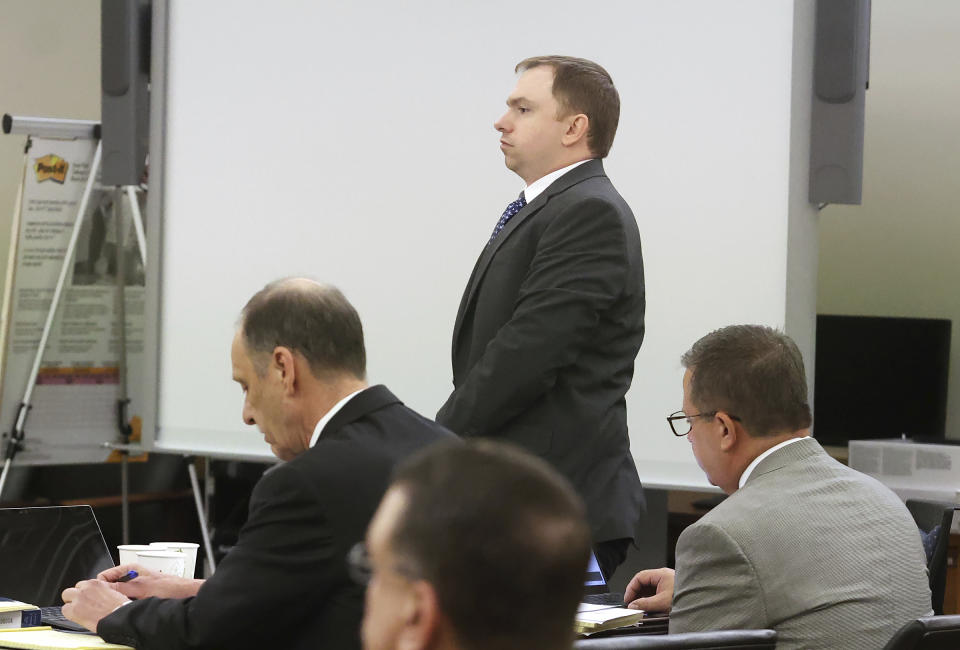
[0,1,100,296]
[817,0,960,439]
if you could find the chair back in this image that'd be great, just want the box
[905,499,957,615]
[882,614,960,649]
[574,629,776,649]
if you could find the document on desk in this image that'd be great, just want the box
[0,627,133,649]
[577,603,621,612]
[574,607,646,635]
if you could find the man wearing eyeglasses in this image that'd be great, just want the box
[624,325,932,650]
[61,279,453,650]
[359,440,591,650]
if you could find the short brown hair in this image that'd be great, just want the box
[681,325,812,437]
[390,440,590,650]
[239,278,366,380]
[516,55,620,158]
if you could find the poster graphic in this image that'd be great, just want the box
[0,138,145,465]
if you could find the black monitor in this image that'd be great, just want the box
[813,314,951,445]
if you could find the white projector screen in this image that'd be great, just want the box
[144,0,815,490]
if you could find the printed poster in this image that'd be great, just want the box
[0,137,146,465]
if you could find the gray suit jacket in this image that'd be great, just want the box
[670,437,932,650]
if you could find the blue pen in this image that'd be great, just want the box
[117,570,138,583]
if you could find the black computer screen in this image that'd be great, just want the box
[0,506,114,606]
[813,314,951,445]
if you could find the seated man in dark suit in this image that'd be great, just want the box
[62,278,453,650]
[624,325,932,650]
[359,440,591,650]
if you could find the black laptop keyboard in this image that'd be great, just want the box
[40,607,94,634]
[581,592,626,606]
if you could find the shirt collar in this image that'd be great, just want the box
[738,436,808,489]
[308,388,366,448]
[522,159,593,204]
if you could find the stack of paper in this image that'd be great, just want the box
[0,601,41,629]
[0,627,133,649]
[574,606,645,635]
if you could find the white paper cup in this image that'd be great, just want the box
[150,542,199,578]
[118,544,158,566]
[136,550,185,576]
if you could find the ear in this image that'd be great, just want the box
[397,581,441,650]
[715,411,740,453]
[271,346,297,396]
[561,113,589,148]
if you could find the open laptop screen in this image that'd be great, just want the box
[0,506,114,606]
[583,548,608,595]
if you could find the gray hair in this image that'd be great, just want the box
[238,278,365,380]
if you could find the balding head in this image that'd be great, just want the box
[239,278,366,380]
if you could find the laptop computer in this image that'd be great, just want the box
[0,505,116,632]
[580,548,626,606]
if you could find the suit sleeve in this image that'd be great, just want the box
[669,521,768,633]
[437,197,630,436]
[97,465,342,650]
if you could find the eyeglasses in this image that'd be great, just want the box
[666,410,741,436]
[347,542,373,585]
[347,541,420,586]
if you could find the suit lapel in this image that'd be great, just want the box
[318,384,400,441]
[451,159,607,354]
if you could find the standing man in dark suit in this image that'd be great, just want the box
[436,56,645,579]
[62,278,453,650]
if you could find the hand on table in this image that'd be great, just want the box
[61,580,130,632]
[98,563,204,600]
[624,567,675,613]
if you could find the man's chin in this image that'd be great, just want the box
[269,444,295,462]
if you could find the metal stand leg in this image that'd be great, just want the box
[204,457,214,543]
[121,455,130,545]
[113,188,132,543]
[0,458,13,500]
[0,153,27,503]
[124,186,146,267]
[187,457,216,575]
[113,183,145,549]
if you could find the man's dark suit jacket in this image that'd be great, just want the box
[98,385,453,650]
[436,159,645,544]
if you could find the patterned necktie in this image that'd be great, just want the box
[488,193,526,244]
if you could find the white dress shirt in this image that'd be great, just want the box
[308,388,366,448]
[522,159,592,204]
[738,436,809,489]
